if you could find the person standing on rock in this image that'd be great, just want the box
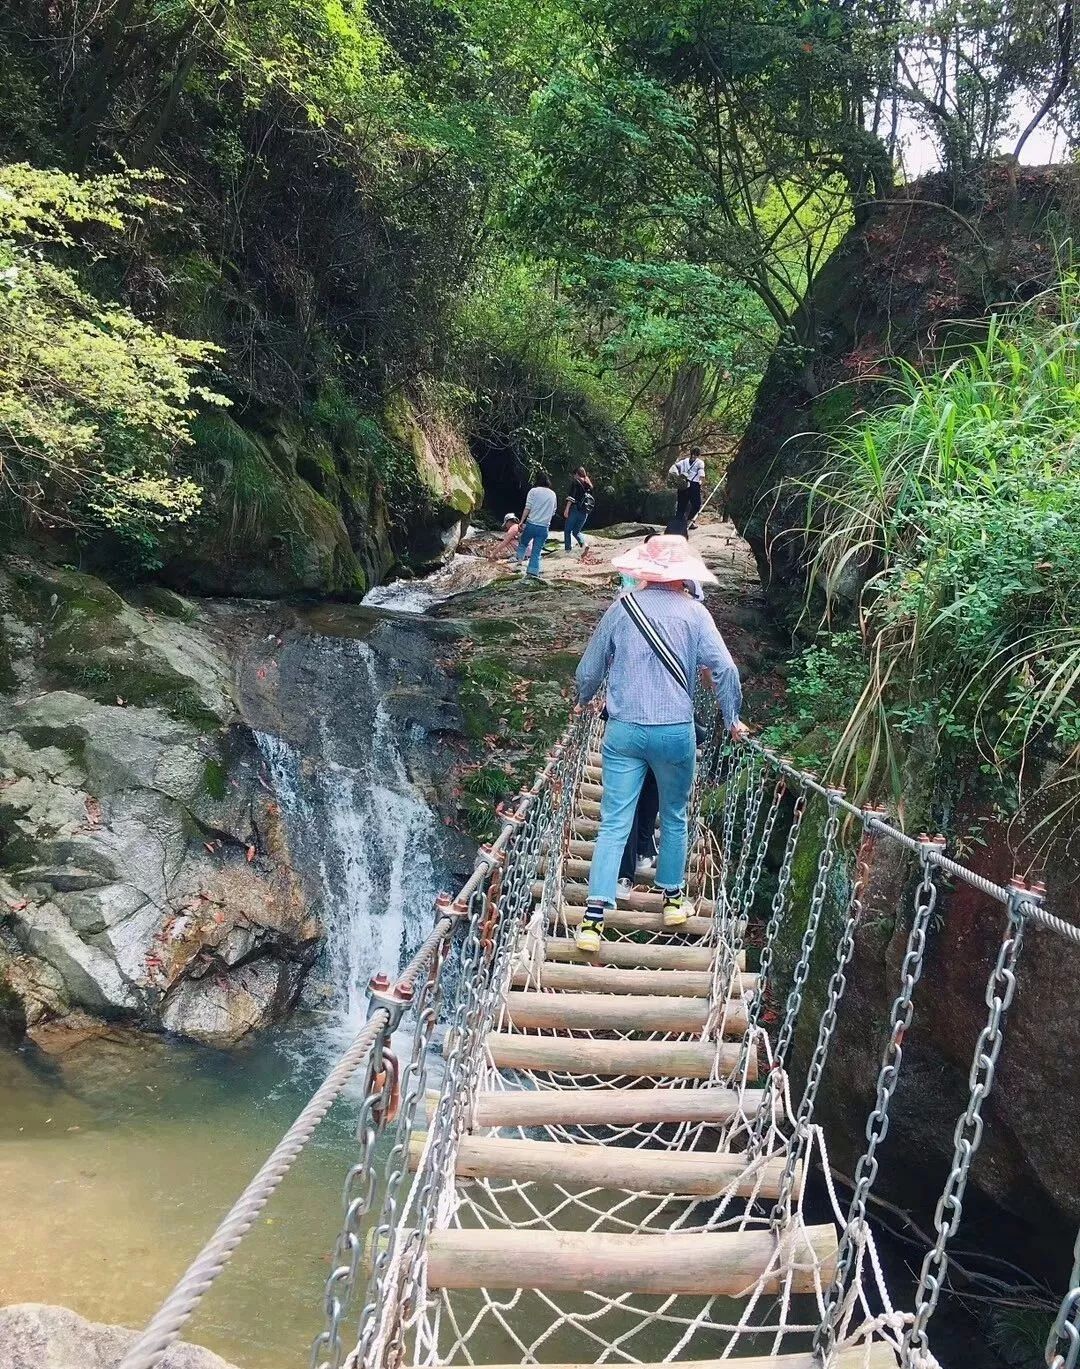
[668,447,705,528]
[516,472,557,580]
[563,466,595,553]
[573,534,748,954]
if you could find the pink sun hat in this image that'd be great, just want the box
[611,534,718,585]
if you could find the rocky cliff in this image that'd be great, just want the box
[0,557,320,1046]
[154,394,485,601]
[0,547,479,1049]
[723,165,1080,1281]
[725,162,1080,615]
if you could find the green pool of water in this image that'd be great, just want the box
[0,1022,379,1368]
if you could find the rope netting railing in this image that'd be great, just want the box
[116,698,1080,1369]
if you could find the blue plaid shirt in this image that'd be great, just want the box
[576,586,742,728]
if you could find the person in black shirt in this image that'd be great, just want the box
[563,466,595,552]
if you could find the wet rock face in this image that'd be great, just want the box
[0,558,318,1046]
[154,402,486,597]
[237,602,476,889]
[0,1303,240,1369]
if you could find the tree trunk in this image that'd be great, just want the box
[658,362,707,466]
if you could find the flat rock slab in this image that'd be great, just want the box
[0,1304,240,1369]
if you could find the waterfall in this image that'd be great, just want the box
[256,640,443,1052]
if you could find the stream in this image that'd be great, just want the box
[0,589,459,1366]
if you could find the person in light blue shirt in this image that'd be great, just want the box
[574,534,748,953]
[516,472,557,579]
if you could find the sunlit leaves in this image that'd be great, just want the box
[0,165,224,539]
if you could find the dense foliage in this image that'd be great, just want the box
[0,165,221,549]
[2,0,1067,553]
[788,276,1080,839]
[0,0,1078,567]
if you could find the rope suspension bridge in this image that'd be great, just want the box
[116,701,1080,1369]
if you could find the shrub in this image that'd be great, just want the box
[791,268,1080,834]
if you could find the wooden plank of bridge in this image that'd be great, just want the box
[553,856,703,889]
[486,1032,755,1080]
[412,1349,898,1369]
[552,904,714,937]
[543,937,743,971]
[426,1225,838,1294]
[502,988,748,1036]
[409,1133,798,1199]
[512,961,757,997]
[554,882,716,914]
[567,836,699,860]
[470,1084,767,1128]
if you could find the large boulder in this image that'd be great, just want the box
[384,393,485,569]
[0,1304,239,1369]
[0,557,320,1044]
[725,162,1080,616]
[156,398,488,596]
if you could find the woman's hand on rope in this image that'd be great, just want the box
[729,721,751,743]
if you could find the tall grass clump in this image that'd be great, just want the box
[791,269,1080,842]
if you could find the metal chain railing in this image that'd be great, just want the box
[749,788,806,1030]
[1048,1225,1080,1369]
[770,810,878,1228]
[746,785,840,1160]
[902,882,1031,1365]
[815,834,945,1360]
[345,709,593,1369]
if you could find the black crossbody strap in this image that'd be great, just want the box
[621,594,691,695]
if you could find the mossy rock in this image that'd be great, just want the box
[135,586,199,623]
[7,562,126,624]
[42,645,221,732]
[0,621,15,692]
[161,411,367,598]
[201,758,228,800]
[467,617,517,643]
[384,392,484,520]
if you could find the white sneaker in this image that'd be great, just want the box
[616,877,634,897]
[635,856,656,879]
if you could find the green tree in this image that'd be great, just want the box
[0,164,223,549]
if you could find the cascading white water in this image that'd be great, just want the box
[257,641,442,1052]
[361,553,488,613]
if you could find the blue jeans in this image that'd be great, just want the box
[516,521,547,577]
[564,506,589,551]
[587,719,696,908]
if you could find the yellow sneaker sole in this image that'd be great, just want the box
[662,904,690,928]
[575,927,602,954]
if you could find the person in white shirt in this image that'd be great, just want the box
[668,446,705,526]
[516,472,558,579]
